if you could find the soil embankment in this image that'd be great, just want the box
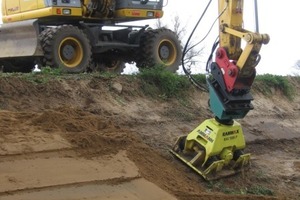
[0,74,299,199]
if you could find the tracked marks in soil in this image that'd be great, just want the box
[0,150,140,193]
[246,138,300,199]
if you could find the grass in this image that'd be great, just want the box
[138,66,191,99]
[254,74,295,100]
[0,65,297,101]
[19,66,121,84]
[191,74,207,85]
[206,180,274,196]
[138,67,298,102]
[39,66,63,75]
[20,67,63,84]
[206,181,241,195]
[246,185,274,196]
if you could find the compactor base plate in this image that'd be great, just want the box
[170,147,249,181]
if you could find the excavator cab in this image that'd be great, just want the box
[114,0,164,20]
[116,0,163,10]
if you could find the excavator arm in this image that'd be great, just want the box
[217,0,269,91]
[171,0,269,180]
[208,0,269,121]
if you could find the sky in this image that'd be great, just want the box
[160,0,300,75]
[0,0,299,75]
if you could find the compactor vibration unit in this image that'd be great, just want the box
[0,0,182,73]
[171,0,269,180]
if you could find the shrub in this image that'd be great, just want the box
[138,66,190,98]
[255,74,295,100]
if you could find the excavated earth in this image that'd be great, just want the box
[0,73,299,200]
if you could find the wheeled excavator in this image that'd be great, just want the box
[171,0,269,180]
[0,0,181,73]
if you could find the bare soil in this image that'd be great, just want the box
[0,74,299,200]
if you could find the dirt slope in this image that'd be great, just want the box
[0,74,299,200]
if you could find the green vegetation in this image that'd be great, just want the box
[21,67,63,84]
[138,67,297,100]
[0,66,125,86]
[246,185,274,196]
[138,66,191,99]
[254,74,295,100]
[0,66,297,102]
[39,66,63,75]
[206,181,237,194]
[138,67,297,101]
[207,180,274,196]
[191,74,207,85]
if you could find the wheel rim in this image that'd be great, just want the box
[158,39,177,66]
[58,37,83,68]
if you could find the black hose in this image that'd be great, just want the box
[181,0,228,92]
[181,0,213,92]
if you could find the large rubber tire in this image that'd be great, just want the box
[40,25,92,73]
[137,28,182,73]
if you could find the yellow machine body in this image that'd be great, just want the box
[2,1,78,23]
[1,0,163,23]
[0,0,164,58]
